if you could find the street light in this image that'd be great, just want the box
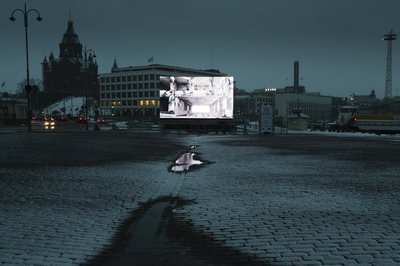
[10,3,42,132]
[83,46,96,130]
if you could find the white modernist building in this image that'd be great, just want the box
[275,93,332,122]
[98,62,226,118]
[251,88,332,123]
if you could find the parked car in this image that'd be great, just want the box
[61,115,70,121]
[97,117,106,125]
[78,117,89,123]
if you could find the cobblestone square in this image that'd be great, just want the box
[0,129,399,265]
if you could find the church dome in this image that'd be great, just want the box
[59,17,83,59]
[61,20,81,44]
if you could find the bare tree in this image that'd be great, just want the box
[16,78,42,95]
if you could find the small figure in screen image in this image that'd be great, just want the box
[168,76,177,114]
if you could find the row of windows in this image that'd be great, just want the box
[100,99,160,107]
[100,82,159,91]
[256,97,274,103]
[101,91,157,98]
[100,74,159,83]
[256,102,274,108]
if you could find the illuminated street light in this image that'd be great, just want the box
[9,3,42,132]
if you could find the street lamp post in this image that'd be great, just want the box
[83,46,96,130]
[10,3,42,132]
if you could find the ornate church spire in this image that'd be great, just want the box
[42,56,48,69]
[112,57,118,71]
[59,13,82,58]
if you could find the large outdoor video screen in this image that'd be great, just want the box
[159,76,234,119]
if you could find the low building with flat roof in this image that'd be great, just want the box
[0,97,28,124]
[275,93,332,122]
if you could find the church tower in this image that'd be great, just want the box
[41,15,99,107]
[59,16,82,58]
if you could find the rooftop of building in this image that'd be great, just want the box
[0,97,28,103]
[42,56,97,71]
[100,63,227,77]
[251,88,334,99]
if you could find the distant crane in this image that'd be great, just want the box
[382,29,397,99]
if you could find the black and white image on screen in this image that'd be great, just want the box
[159,76,234,119]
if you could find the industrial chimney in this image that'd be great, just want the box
[284,61,305,93]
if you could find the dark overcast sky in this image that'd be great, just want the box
[2,0,400,98]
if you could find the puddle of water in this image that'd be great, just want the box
[171,152,203,173]
[91,197,269,266]
[169,145,210,173]
[125,201,169,253]
[96,199,211,266]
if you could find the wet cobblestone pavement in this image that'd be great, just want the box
[1,129,400,265]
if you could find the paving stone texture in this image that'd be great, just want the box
[0,130,399,265]
[174,134,400,265]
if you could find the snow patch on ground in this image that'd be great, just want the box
[42,96,95,117]
[289,129,400,139]
[98,121,129,131]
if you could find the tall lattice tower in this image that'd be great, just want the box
[382,29,396,99]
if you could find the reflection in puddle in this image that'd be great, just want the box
[92,197,261,266]
[95,198,211,265]
[171,152,203,173]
